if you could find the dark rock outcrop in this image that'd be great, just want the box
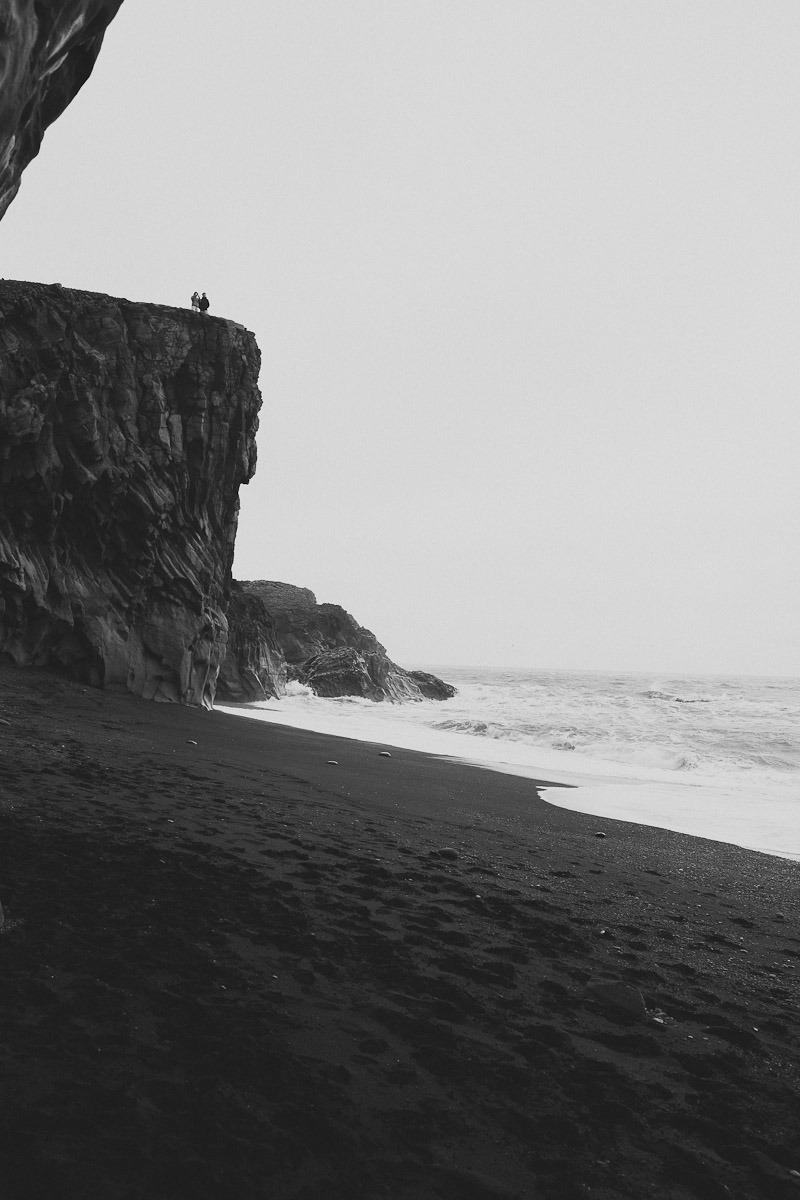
[217,583,286,702]
[301,646,390,699]
[0,281,261,705]
[0,7,451,713]
[0,1,125,221]
[406,670,457,701]
[233,581,454,703]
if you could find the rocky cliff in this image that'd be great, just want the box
[0,280,261,705]
[0,5,452,711]
[231,581,455,703]
[216,583,286,703]
[0,1,125,220]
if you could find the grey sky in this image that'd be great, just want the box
[2,1,798,673]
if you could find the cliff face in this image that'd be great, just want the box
[230,581,455,703]
[0,1,125,221]
[0,281,261,705]
[217,583,286,703]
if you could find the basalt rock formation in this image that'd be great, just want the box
[405,669,457,701]
[0,1,125,221]
[0,5,451,713]
[217,582,286,703]
[234,581,455,703]
[0,280,261,705]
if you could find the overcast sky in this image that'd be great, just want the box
[2,1,798,674]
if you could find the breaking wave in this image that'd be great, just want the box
[219,666,800,859]
[641,688,712,704]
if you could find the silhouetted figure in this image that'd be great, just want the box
[191,291,200,311]
[199,292,210,313]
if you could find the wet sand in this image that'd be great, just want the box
[0,662,798,1199]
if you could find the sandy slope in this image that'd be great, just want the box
[0,663,798,1199]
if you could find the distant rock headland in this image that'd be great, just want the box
[225,581,455,704]
[0,1,125,220]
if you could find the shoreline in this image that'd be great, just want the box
[218,698,800,863]
[1,664,799,1199]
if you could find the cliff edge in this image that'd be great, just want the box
[0,280,261,706]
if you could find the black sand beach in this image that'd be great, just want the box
[0,662,798,1199]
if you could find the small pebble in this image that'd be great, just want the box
[435,847,459,860]
[326,760,338,766]
[0,717,10,727]
[594,831,606,838]
[186,739,198,745]
[379,751,392,757]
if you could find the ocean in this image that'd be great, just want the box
[218,667,800,862]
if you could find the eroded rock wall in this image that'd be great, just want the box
[0,1,125,220]
[234,580,455,703]
[0,280,261,705]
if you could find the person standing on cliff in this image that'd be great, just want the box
[191,291,200,311]
[199,292,210,314]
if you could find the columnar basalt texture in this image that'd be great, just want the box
[0,281,261,705]
[0,1,125,221]
[217,584,286,703]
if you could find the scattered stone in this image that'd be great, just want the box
[186,739,198,745]
[326,760,339,766]
[379,751,392,757]
[585,979,648,1019]
[594,831,606,838]
[0,717,10,726]
[434,847,459,861]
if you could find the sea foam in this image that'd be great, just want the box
[218,666,800,861]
